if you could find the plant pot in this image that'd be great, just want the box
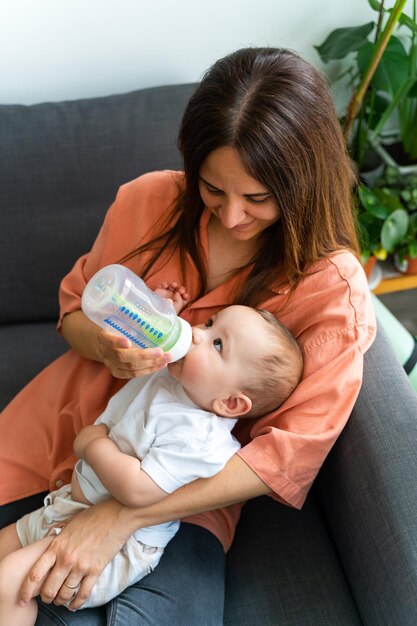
[359,149,385,186]
[360,162,385,186]
[373,131,417,175]
[394,254,417,275]
[363,256,377,278]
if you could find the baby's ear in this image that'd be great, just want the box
[212,393,252,417]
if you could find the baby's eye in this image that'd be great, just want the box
[213,338,222,352]
[205,319,213,328]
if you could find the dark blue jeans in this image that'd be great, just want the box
[0,497,225,626]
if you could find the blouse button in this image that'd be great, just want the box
[55,479,64,488]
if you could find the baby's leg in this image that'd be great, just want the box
[0,527,54,626]
[0,523,22,561]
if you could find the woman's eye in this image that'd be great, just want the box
[247,196,271,204]
[205,319,213,328]
[213,338,222,352]
[206,187,223,196]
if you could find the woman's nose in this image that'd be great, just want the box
[218,199,245,229]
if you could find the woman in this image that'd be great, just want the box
[0,47,375,624]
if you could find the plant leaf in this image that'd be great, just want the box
[373,187,404,211]
[408,240,417,257]
[315,23,375,62]
[364,92,391,129]
[407,80,417,97]
[367,0,382,10]
[357,36,409,95]
[381,208,409,251]
[409,212,417,233]
[359,186,391,217]
[399,12,417,33]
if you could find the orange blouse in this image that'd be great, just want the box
[0,171,376,551]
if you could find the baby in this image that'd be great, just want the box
[0,283,303,623]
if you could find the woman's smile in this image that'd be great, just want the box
[198,147,281,242]
[231,219,256,231]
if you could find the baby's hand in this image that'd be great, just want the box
[155,281,190,314]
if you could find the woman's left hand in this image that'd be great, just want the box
[19,498,133,610]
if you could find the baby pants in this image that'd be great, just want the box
[16,484,163,609]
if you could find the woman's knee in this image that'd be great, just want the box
[107,524,225,625]
[36,601,107,625]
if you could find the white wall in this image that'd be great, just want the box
[0,0,400,105]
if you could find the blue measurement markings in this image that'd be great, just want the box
[104,306,164,348]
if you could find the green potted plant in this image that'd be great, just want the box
[315,0,417,272]
[375,166,417,208]
[357,183,409,274]
[374,167,417,272]
[394,214,417,272]
[315,0,416,171]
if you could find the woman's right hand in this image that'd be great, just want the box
[96,330,171,378]
[61,310,171,378]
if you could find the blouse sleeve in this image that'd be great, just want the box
[237,254,376,509]
[57,170,184,332]
[57,211,112,331]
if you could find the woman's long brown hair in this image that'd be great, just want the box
[120,47,359,307]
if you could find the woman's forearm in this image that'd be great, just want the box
[121,454,271,535]
[61,310,104,361]
[19,454,271,610]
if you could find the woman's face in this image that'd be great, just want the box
[198,146,280,242]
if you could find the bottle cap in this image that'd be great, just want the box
[168,317,192,362]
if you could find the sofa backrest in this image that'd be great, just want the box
[0,83,196,324]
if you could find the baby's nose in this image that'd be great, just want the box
[192,327,203,344]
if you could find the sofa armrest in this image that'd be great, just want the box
[315,323,417,624]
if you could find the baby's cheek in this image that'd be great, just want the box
[182,363,202,386]
[182,352,208,385]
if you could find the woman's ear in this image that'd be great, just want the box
[212,393,252,417]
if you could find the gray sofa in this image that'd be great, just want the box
[1,84,417,625]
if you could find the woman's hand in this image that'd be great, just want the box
[19,499,134,611]
[61,310,171,378]
[97,330,171,379]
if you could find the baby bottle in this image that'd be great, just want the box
[81,264,192,362]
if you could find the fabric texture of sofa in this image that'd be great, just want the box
[1,83,417,625]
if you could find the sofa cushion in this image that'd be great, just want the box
[0,322,68,410]
[225,495,361,624]
[0,84,195,324]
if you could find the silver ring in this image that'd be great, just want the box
[64,581,79,590]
